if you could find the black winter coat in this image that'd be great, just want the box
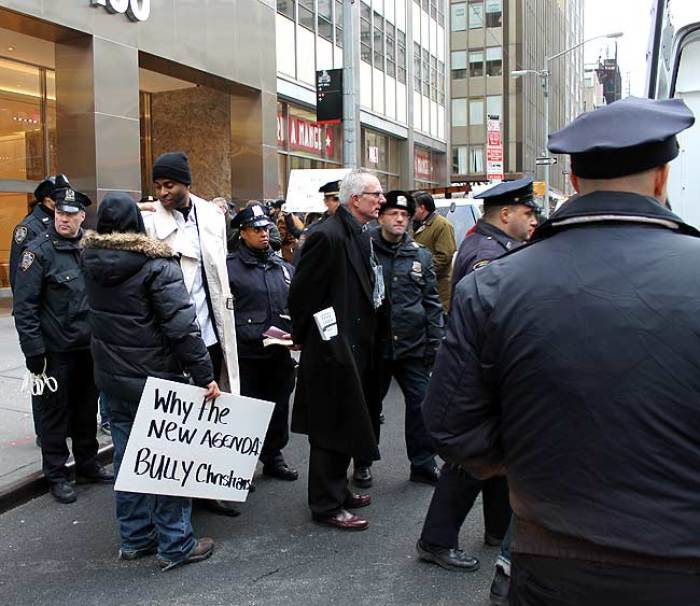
[226,243,294,360]
[81,231,214,402]
[9,202,54,292]
[14,226,90,357]
[424,191,700,560]
[289,206,380,460]
[371,228,444,361]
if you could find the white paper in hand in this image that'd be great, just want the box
[313,307,338,341]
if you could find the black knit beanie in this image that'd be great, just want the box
[152,151,192,185]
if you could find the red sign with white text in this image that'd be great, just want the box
[287,115,335,157]
[415,148,432,181]
[486,115,504,181]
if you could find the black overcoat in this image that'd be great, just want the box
[289,206,380,461]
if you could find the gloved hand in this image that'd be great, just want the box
[25,355,45,375]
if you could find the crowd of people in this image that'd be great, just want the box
[8,95,700,605]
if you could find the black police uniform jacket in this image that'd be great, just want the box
[226,243,294,360]
[81,231,214,403]
[9,203,53,292]
[14,226,90,357]
[423,191,700,561]
[451,219,521,289]
[371,228,444,361]
[289,205,380,461]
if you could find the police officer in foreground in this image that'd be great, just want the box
[13,187,113,504]
[424,97,700,605]
[227,204,299,482]
[371,191,443,485]
[417,179,537,574]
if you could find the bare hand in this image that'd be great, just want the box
[203,381,221,401]
[281,333,302,350]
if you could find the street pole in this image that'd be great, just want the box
[342,0,360,169]
[542,70,550,218]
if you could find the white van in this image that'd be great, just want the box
[434,199,482,244]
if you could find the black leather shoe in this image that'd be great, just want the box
[484,533,505,547]
[203,499,241,517]
[489,566,510,606]
[409,464,440,486]
[353,466,372,488]
[50,480,77,504]
[76,466,114,484]
[416,539,479,572]
[263,462,299,481]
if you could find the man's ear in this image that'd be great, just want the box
[653,164,671,199]
[499,205,511,224]
[570,173,581,193]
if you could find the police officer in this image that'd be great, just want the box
[371,191,443,484]
[424,97,700,605]
[9,174,71,291]
[417,178,538,573]
[13,186,113,504]
[226,204,298,481]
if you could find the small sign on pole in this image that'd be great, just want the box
[535,156,558,166]
[114,378,274,502]
[486,114,504,182]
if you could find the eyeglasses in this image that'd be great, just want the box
[361,191,384,197]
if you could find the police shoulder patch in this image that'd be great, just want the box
[13,225,28,245]
[20,250,36,271]
[472,259,491,270]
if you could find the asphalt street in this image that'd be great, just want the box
[0,379,497,606]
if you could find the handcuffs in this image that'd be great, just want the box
[21,359,58,396]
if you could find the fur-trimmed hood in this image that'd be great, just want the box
[81,231,177,288]
[82,230,175,258]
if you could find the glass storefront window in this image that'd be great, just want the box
[0,192,32,287]
[46,70,57,175]
[0,58,44,181]
[362,127,400,191]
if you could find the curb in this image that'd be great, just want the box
[0,443,113,514]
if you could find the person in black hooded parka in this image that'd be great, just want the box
[81,192,219,572]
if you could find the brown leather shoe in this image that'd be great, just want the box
[158,537,214,572]
[344,493,372,509]
[312,509,369,531]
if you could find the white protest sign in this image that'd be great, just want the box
[284,168,351,213]
[114,377,274,502]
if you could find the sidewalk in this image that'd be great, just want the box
[0,311,111,509]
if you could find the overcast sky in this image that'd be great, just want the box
[584,0,700,98]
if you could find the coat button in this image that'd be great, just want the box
[393,277,398,282]
[247,318,252,323]
[393,335,398,341]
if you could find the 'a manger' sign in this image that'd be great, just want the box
[115,377,274,502]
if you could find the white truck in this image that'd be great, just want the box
[647,0,700,227]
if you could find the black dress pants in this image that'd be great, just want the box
[308,446,353,516]
[511,554,700,606]
[239,351,295,465]
[41,350,99,482]
[420,462,511,548]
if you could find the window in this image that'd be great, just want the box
[374,12,385,70]
[422,48,430,96]
[469,50,484,77]
[438,60,445,105]
[451,98,467,127]
[298,0,314,30]
[397,30,406,83]
[469,145,484,173]
[469,98,484,125]
[414,42,422,92]
[486,95,502,119]
[430,55,438,101]
[486,47,502,76]
[437,0,445,26]
[452,145,468,174]
[451,3,466,31]
[335,0,343,46]
[386,24,396,78]
[485,0,502,28]
[277,0,294,19]
[468,2,483,29]
[361,2,372,63]
[429,0,437,19]
[318,0,333,40]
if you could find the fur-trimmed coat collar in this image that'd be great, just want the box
[82,230,175,258]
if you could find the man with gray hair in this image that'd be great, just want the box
[289,169,385,531]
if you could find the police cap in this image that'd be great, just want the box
[54,187,92,214]
[231,204,273,229]
[319,180,340,197]
[380,190,416,215]
[548,97,695,179]
[474,176,539,210]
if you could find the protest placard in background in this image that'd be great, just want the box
[284,168,351,213]
[114,378,274,502]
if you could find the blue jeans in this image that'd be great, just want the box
[99,392,111,426]
[380,356,436,468]
[110,395,196,562]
